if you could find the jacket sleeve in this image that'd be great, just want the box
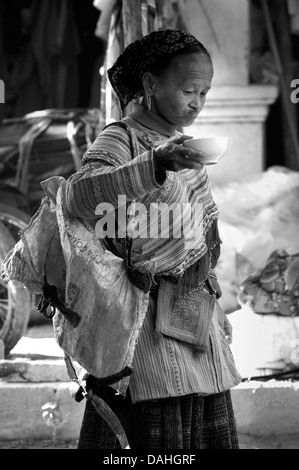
[65,123,165,219]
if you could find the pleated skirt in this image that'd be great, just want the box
[77,389,239,449]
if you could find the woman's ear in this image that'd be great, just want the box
[142,72,155,95]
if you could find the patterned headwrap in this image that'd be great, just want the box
[107,29,209,111]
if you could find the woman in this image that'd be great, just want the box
[66,28,242,449]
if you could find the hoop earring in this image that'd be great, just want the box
[146,93,152,111]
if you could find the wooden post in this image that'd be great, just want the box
[0,0,6,122]
[122,0,142,47]
[262,0,299,170]
[122,0,142,115]
[0,339,4,360]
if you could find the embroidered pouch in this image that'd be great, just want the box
[155,279,216,353]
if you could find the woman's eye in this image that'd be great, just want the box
[183,90,193,95]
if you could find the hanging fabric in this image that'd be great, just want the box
[99,0,163,128]
[287,0,299,34]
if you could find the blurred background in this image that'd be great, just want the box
[0,0,299,448]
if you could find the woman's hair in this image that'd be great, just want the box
[144,44,212,78]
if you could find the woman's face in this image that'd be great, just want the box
[148,53,213,128]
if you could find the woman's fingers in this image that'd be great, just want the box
[170,134,193,145]
[217,304,233,344]
[177,147,203,167]
[153,136,204,172]
[157,150,203,171]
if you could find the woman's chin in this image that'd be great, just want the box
[180,116,197,127]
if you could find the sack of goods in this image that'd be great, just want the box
[238,249,299,317]
[1,176,149,395]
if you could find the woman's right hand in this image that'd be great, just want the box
[153,135,204,173]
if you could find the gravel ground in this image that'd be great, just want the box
[1,434,299,449]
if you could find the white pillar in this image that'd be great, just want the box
[187,85,279,186]
[183,0,250,85]
[182,0,279,185]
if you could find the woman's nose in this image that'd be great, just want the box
[189,95,202,111]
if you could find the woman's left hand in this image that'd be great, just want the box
[217,303,233,344]
[222,315,233,344]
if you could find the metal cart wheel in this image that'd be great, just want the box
[0,204,32,356]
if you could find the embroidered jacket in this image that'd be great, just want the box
[65,105,242,402]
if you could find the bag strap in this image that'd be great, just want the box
[64,354,131,449]
[101,120,155,293]
[38,269,133,448]
[36,267,80,327]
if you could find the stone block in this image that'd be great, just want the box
[0,382,84,442]
[0,359,70,383]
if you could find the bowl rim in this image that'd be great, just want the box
[184,136,229,142]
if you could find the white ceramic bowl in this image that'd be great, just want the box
[183,136,229,165]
